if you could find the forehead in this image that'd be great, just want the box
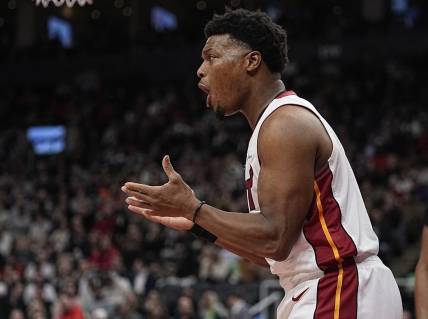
[203,34,246,52]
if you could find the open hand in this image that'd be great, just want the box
[127,207,194,231]
[121,155,200,221]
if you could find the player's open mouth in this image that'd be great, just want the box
[198,82,211,108]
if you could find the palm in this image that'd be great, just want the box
[123,155,197,231]
[142,213,193,231]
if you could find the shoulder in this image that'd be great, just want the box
[261,104,324,137]
[257,104,323,161]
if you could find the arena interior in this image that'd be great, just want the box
[0,0,427,318]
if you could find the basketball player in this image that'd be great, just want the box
[121,9,403,318]
[415,210,428,319]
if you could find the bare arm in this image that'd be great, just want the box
[122,106,320,262]
[187,106,317,260]
[131,212,269,267]
[416,226,428,319]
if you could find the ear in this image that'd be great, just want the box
[246,51,262,72]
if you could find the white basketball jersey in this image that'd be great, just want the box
[245,91,379,290]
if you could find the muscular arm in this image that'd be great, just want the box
[194,106,318,261]
[129,213,269,267]
[123,106,324,263]
[416,226,428,319]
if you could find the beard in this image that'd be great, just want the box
[214,105,225,120]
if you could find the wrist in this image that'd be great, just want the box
[189,223,217,243]
[192,201,206,224]
[185,197,202,220]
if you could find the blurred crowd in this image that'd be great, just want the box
[0,51,427,319]
[2,0,428,63]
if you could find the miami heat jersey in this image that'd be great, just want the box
[244,91,380,290]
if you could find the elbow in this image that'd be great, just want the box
[263,235,292,261]
[269,246,291,261]
[259,219,296,261]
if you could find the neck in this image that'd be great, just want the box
[240,79,286,130]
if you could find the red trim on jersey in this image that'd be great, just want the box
[245,166,256,211]
[304,167,358,270]
[303,167,358,319]
[275,90,296,99]
[339,265,358,318]
[314,265,358,319]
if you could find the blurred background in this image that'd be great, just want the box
[0,0,427,318]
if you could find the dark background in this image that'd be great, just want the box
[0,1,427,318]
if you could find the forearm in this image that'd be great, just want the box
[216,238,269,268]
[195,204,285,260]
[415,260,428,319]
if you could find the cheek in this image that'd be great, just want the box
[212,66,240,96]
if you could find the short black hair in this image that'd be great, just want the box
[204,8,288,74]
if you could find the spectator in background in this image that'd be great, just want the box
[174,295,196,319]
[132,259,156,297]
[415,210,428,319]
[143,289,167,319]
[26,298,48,319]
[227,293,251,319]
[23,270,57,308]
[79,268,135,317]
[2,282,26,318]
[9,309,25,319]
[91,308,108,319]
[89,234,120,272]
[79,271,112,316]
[198,246,230,283]
[120,223,144,270]
[198,290,228,319]
[52,288,84,319]
[113,301,142,319]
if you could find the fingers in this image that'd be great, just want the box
[127,206,165,224]
[123,182,160,196]
[140,211,168,224]
[121,186,153,204]
[162,155,180,182]
[128,205,153,217]
[125,197,152,209]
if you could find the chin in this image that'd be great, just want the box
[212,102,238,118]
[214,106,226,119]
[222,107,240,117]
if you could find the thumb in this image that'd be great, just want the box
[162,155,179,181]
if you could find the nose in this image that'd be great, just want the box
[197,62,206,79]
